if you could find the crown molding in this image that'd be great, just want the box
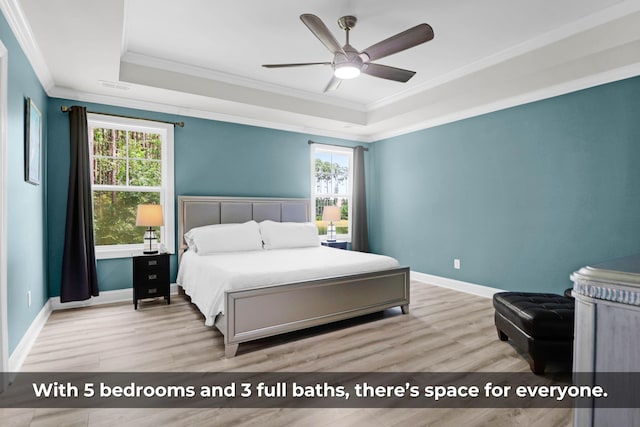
[49,86,372,142]
[0,0,54,92]
[45,58,640,144]
[372,62,640,141]
[121,52,367,112]
[368,1,640,111]
[6,0,640,143]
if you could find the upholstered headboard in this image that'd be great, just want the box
[177,196,310,257]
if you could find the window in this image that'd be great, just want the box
[88,114,174,259]
[310,144,353,241]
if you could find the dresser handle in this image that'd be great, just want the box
[148,288,156,294]
[148,260,158,266]
[148,274,157,280]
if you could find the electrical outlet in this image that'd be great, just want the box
[27,290,32,307]
[454,259,461,270]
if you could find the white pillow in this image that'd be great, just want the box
[259,220,320,250]
[184,223,229,252]
[185,221,263,254]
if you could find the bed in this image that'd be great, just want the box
[176,195,410,357]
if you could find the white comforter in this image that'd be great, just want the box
[176,246,400,326]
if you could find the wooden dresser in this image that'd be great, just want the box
[571,254,640,426]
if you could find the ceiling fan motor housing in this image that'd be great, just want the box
[334,44,363,67]
[333,44,364,79]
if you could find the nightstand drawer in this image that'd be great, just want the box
[134,269,169,285]
[136,283,168,300]
[134,254,169,271]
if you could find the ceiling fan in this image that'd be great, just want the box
[262,14,434,92]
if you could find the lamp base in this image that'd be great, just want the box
[326,239,337,242]
[143,226,158,255]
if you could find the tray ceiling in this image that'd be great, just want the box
[8,0,640,140]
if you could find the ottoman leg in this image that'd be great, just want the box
[496,328,508,341]
[529,358,546,375]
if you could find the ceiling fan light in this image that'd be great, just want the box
[334,63,360,79]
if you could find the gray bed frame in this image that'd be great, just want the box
[177,195,410,357]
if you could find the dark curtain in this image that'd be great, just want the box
[351,145,369,252]
[60,106,99,302]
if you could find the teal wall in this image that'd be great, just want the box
[5,4,640,358]
[1,13,49,354]
[46,97,363,297]
[369,76,640,294]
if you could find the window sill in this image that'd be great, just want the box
[95,246,173,260]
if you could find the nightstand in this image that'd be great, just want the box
[321,240,348,250]
[133,253,170,309]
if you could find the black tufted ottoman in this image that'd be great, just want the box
[493,292,575,374]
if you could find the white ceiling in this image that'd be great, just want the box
[6,0,640,141]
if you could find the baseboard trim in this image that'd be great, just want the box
[411,271,504,299]
[10,284,179,371]
[9,299,52,372]
[50,284,180,311]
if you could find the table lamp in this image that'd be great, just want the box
[136,204,163,254]
[322,205,341,242]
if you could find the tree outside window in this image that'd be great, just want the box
[311,145,353,240]
[88,114,174,259]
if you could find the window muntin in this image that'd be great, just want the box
[311,145,353,241]
[88,114,174,259]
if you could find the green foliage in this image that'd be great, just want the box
[314,197,338,220]
[91,127,163,246]
[92,128,161,187]
[340,199,348,220]
[314,198,348,221]
[313,157,350,236]
[314,158,348,195]
[315,220,348,236]
[316,223,327,235]
[93,191,160,246]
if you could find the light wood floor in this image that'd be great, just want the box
[2,281,572,426]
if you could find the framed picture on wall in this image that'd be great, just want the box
[25,97,42,185]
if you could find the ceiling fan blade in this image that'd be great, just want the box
[323,76,342,92]
[262,62,331,68]
[300,14,346,56]
[362,63,416,82]
[362,23,434,62]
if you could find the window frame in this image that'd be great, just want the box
[310,144,353,242]
[87,113,174,260]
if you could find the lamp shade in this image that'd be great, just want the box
[136,204,163,227]
[322,205,341,222]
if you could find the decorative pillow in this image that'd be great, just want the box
[259,220,320,250]
[184,221,263,254]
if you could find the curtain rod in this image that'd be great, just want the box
[308,140,368,151]
[60,106,185,128]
